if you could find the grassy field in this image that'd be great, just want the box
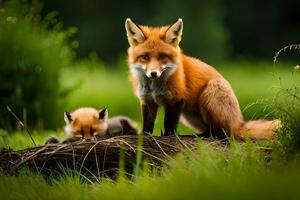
[1,60,300,199]
[1,135,300,200]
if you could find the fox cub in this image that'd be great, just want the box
[125,18,281,140]
[45,107,137,144]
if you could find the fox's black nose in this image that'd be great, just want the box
[150,71,157,78]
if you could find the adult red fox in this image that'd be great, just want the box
[125,18,281,140]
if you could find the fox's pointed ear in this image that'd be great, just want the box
[64,112,72,124]
[125,18,145,47]
[164,18,183,46]
[99,108,108,121]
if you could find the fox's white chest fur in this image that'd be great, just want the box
[131,63,178,104]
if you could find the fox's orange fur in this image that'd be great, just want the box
[64,107,109,141]
[44,107,138,144]
[62,107,138,143]
[125,18,281,140]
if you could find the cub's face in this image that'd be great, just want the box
[64,107,108,141]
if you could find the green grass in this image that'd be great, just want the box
[1,60,300,200]
[1,138,300,200]
[0,131,65,150]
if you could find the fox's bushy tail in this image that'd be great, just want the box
[238,119,282,140]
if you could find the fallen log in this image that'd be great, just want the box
[0,135,214,179]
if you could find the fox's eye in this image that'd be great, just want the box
[93,132,99,136]
[75,130,83,138]
[140,55,149,61]
[90,127,94,134]
[158,54,168,61]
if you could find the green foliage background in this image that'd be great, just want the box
[0,0,299,131]
[43,0,300,63]
[0,0,75,129]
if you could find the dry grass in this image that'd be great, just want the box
[0,135,208,179]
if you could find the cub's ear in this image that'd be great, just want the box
[164,18,183,46]
[64,112,72,124]
[125,18,145,47]
[99,108,108,121]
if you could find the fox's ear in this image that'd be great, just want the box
[99,108,108,121]
[164,18,183,46]
[64,112,72,124]
[125,18,145,47]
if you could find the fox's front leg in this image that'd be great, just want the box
[141,101,158,135]
[164,100,183,136]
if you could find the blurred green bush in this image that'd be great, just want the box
[152,0,229,63]
[0,0,76,130]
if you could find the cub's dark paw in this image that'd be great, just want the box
[94,135,103,140]
[163,131,176,136]
[44,136,60,144]
[62,137,76,144]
